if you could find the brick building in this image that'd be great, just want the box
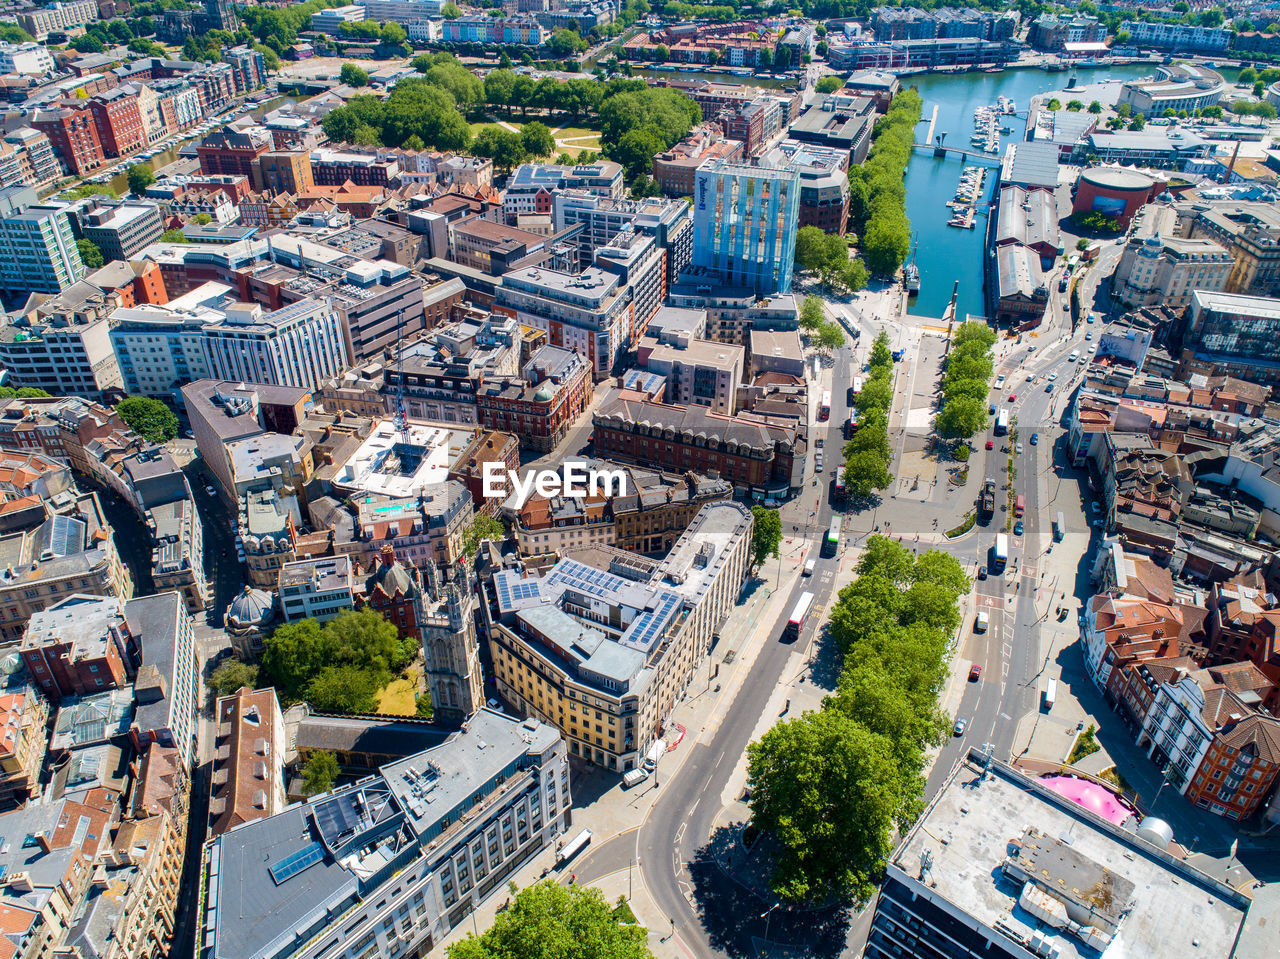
[21,594,133,698]
[88,88,147,158]
[476,345,592,453]
[33,104,106,175]
[197,128,271,179]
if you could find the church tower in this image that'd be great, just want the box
[420,561,483,723]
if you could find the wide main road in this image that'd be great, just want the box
[575,341,863,957]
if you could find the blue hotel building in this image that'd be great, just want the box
[692,158,801,296]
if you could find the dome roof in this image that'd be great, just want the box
[226,585,273,628]
[534,385,554,402]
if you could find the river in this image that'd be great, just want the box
[99,94,299,195]
[901,63,1154,319]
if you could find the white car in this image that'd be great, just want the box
[995,374,1006,388]
[1048,371,1058,381]
[1026,373,1037,383]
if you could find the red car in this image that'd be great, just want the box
[969,664,982,681]
[1008,393,1017,402]
[986,440,994,450]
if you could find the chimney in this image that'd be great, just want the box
[34,832,51,854]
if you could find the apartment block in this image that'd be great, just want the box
[202,298,351,392]
[33,103,106,175]
[0,185,84,296]
[17,0,99,40]
[637,332,744,415]
[209,686,286,837]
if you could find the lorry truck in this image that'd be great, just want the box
[979,480,996,522]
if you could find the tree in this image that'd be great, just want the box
[447,880,653,959]
[76,238,104,270]
[116,396,178,442]
[749,505,782,573]
[1066,99,1083,111]
[0,24,33,43]
[462,515,505,558]
[307,665,381,714]
[340,63,370,87]
[629,173,662,197]
[472,127,526,172]
[1045,97,1062,110]
[611,127,664,178]
[652,43,669,62]
[160,228,186,242]
[442,1,462,17]
[935,394,989,440]
[1115,30,1129,44]
[1239,66,1259,84]
[815,76,842,94]
[301,750,339,797]
[69,34,106,53]
[746,709,912,903]
[194,212,213,225]
[842,448,891,499]
[1234,18,1255,33]
[207,659,260,698]
[816,320,844,353]
[262,608,411,707]
[799,295,824,332]
[1077,237,1091,251]
[758,46,773,70]
[1088,100,1103,114]
[423,61,484,110]
[547,28,587,58]
[521,121,555,158]
[1129,113,1145,131]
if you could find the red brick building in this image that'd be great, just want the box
[592,394,800,493]
[33,104,106,175]
[20,596,132,699]
[475,346,592,454]
[448,430,520,516]
[357,545,422,640]
[88,89,147,158]
[310,149,397,187]
[1183,714,1280,820]
[196,128,270,179]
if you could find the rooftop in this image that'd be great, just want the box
[332,419,472,500]
[888,750,1249,959]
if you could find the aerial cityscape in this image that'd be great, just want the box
[0,1,1276,957]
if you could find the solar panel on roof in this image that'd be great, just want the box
[269,841,325,884]
[314,794,361,845]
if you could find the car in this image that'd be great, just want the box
[1030,432,1038,445]
[1027,345,1035,352]
[1014,520,1024,535]
[1027,373,1037,383]
[995,374,1006,388]
[487,697,501,709]
[1045,382,1054,393]
[1085,331,1093,341]
[205,485,216,496]
[989,403,997,415]
[815,437,823,449]
[1015,443,1023,454]
[969,664,983,681]
[1009,393,1017,402]
[1088,344,1097,353]
[953,718,967,736]
[847,387,856,405]
[977,565,987,579]
[986,439,994,450]
[1087,315,1095,324]
[1091,502,1101,513]
[1048,371,1058,381]
[1078,355,1088,364]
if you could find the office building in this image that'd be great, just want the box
[254,150,314,195]
[1117,64,1228,117]
[278,556,357,622]
[0,301,121,398]
[1175,198,1280,298]
[502,161,624,223]
[1120,20,1230,53]
[76,199,165,261]
[202,298,351,392]
[1114,229,1233,312]
[33,103,106,176]
[1181,290,1280,386]
[495,264,632,379]
[865,748,1252,959]
[475,344,593,453]
[771,139,851,235]
[0,185,84,295]
[486,501,751,771]
[653,127,744,197]
[0,42,54,76]
[692,158,800,296]
[197,127,271,179]
[637,331,745,415]
[199,710,568,959]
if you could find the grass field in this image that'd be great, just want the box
[376,666,421,717]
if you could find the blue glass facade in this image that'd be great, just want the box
[691,159,800,296]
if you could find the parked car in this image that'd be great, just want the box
[1009,393,1017,402]
[1015,443,1023,454]
[978,565,987,579]
[1014,520,1024,535]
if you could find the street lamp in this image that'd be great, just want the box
[760,902,781,956]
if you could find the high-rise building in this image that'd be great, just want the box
[201,0,240,32]
[0,185,84,296]
[692,158,800,296]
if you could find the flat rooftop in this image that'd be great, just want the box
[888,750,1250,959]
[331,419,471,499]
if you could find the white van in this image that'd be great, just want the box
[642,739,666,773]
[803,558,816,577]
[1069,350,1080,362]
[623,769,648,788]
[974,611,989,633]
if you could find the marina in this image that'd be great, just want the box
[946,166,985,229]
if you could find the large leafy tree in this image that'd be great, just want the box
[748,538,968,904]
[521,121,556,159]
[472,127,527,173]
[261,609,413,708]
[76,239,104,270]
[206,660,260,699]
[448,881,653,959]
[461,515,505,558]
[116,396,178,443]
[749,505,782,573]
[301,750,339,796]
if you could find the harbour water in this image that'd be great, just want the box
[99,94,299,195]
[902,63,1153,319]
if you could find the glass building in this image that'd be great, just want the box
[692,158,800,296]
